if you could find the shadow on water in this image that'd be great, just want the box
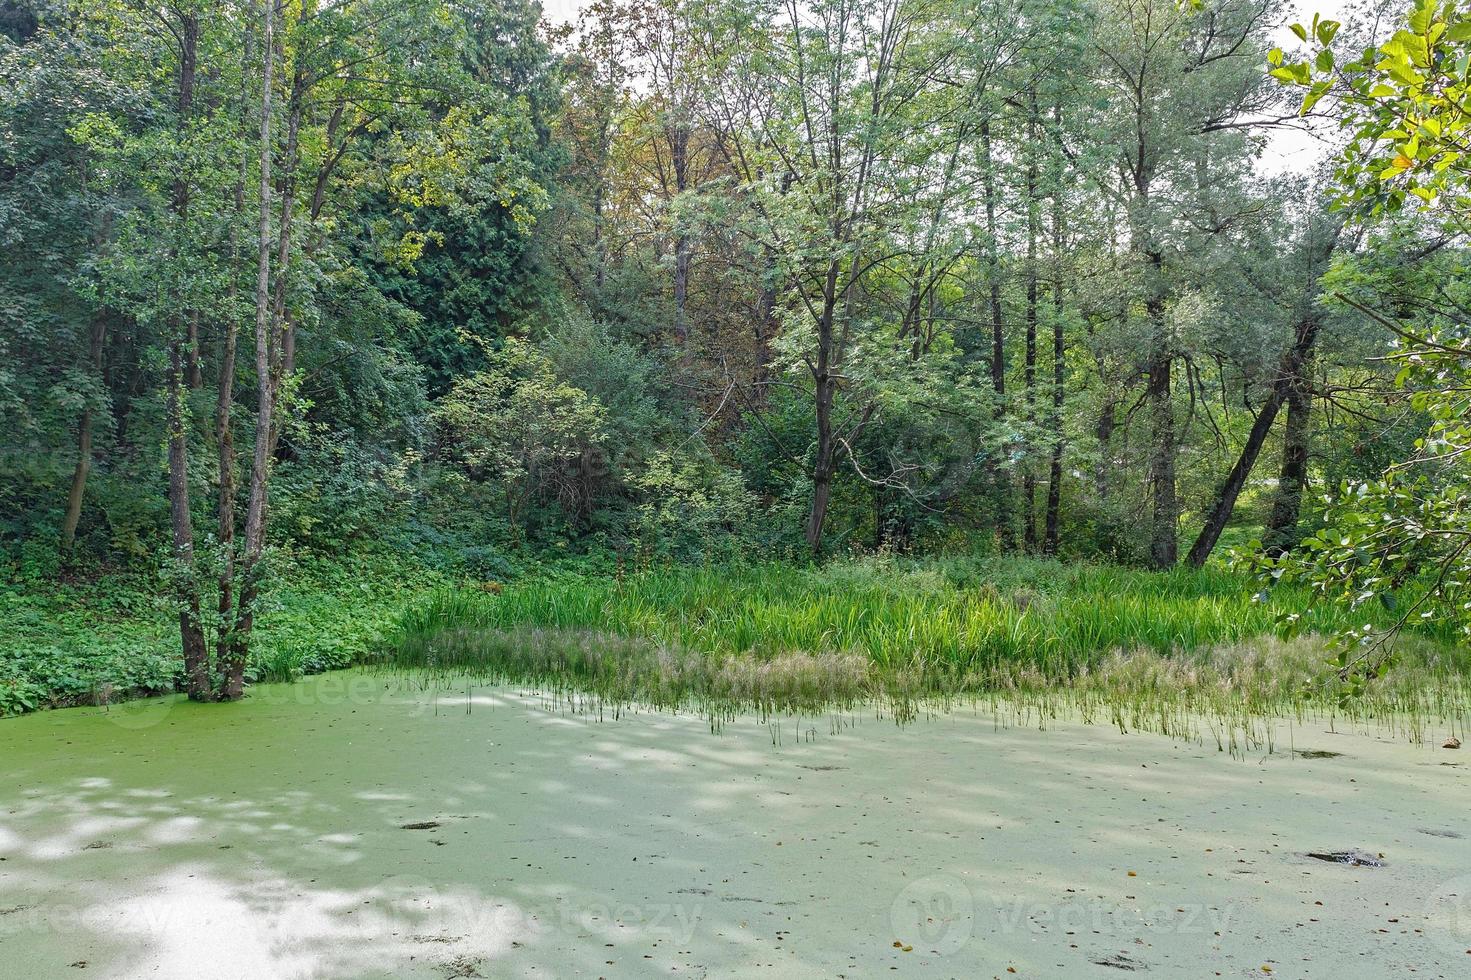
[2,669,1470,978]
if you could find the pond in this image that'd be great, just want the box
[2,670,1469,977]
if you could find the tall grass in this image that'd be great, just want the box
[386,557,1471,742]
[394,557,1395,675]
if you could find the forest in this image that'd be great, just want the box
[5,0,1468,703]
[4,0,1471,973]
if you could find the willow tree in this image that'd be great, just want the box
[1088,0,1277,567]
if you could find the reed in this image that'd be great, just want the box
[385,557,1471,742]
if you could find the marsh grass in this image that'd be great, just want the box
[386,557,1471,746]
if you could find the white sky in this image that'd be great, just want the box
[1257,0,1353,177]
[540,0,582,27]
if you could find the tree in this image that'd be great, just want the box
[747,0,964,555]
[1263,0,1471,675]
[1089,0,1278,567]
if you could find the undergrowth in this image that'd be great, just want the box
[0,551,445,715]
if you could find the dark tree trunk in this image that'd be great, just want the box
[215,22,256,650]
[872,485,886,551]
[805,261,842,556]
[60,310,108,563]
[1185,390,1285,567]
[168,345,211,699]
[980,119,1011,547]
[166,11,210,699]
[1188,307,1322,566]
[670,122,690,342]
[673,232,690,342]
[186,311,203,389]
[1146,343,1177,568]
[60,406,93,563]
[1144,248,1177,569]
[1264,356,1314,554]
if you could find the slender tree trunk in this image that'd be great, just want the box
[60,405,93,564]
[872,485,886,551]
[216,202,246,649]
[981,121,1005,400]
[164,11,210,698]
[60,310,107,563]
[168,344,211,697]
[1144,247,1177,569]
[805,262,841,556]
[673,235,690,341]
[1185,389,1285,567]
[186,311,203,389]
[670,123,690,342]
[223,0,277,701]
[980,119,1011,548]
[1044,125,1065,556]
[1022,94,1039,551]
[216,24,255,649]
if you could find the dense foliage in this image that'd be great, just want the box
[3,0,1470,708]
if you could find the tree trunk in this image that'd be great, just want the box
[216,22,256,650]
[1185,390,1285,567]
[60,310,108,563]
[1044,126,1065,556]
[223,0,277,701]
[1264,352,1314,555]
[1188,308,1322,566]
[166,11,210,698]
[266,76,305,454]
[980,119,1011,548]
[1144,247,1176,569]
[670,122,690,342]
[805,261,841,556]
[168,344,211,699]
[59,406,93,564]
[1022,94,1039,551]
[673,233,690,342]
[1145,343,1177,568]
[186,311,203,389]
